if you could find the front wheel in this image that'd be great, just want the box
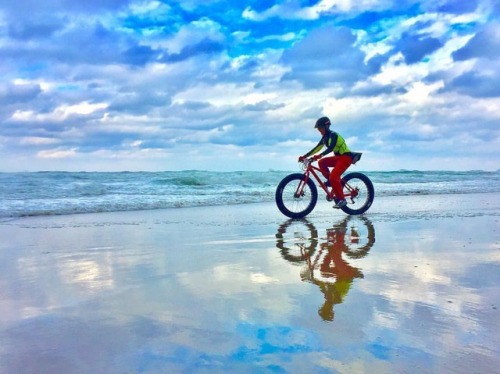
[275,173,318,219]
[340,172,374,215]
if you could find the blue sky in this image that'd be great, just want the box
[0,0,499,171]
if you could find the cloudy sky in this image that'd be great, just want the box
[0,0,499,172]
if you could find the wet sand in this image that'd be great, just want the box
[0,193,499,373]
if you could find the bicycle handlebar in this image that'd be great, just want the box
[299,158,315,170]
[299,158,316,164]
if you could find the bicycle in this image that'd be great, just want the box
[275,154,374,218]
[275,216,375,262]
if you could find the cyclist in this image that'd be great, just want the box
[298,116,353,209]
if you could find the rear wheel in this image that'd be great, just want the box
[339,216,376,258]
[275,173,318,219]
[340,172,374,215]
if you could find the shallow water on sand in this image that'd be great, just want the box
[0,194,499,373]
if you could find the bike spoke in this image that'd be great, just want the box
[341,173,374,215]
[276,173,318,218]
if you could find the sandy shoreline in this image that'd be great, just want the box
[0,193,499,373]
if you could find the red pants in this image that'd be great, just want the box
[318,155,352,200]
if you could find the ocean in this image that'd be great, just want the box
[1,170,499,219]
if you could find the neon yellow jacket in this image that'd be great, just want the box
[304,130,350,157]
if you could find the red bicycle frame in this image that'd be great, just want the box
[296,161,359,202]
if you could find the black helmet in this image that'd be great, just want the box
[315,116,331,129]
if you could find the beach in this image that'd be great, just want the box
[0,192,499,373]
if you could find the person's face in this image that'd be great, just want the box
[317,127,326,135]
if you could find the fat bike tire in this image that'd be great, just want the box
[275,173,318,219]
[340,172,374,215]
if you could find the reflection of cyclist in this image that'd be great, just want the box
[312,224,363,321]
[277,217,375,322]
[298,117,353,209]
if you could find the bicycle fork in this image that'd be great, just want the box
[296,171,334,201]
[294,172,310,198]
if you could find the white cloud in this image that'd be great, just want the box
[11,102,108,122]
[19,137,59,145]
[243,0,391,21]
[37,148,78,159]
[128,0,164,15]
[155,17,225,54]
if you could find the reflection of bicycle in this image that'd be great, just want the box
[275,158,374,218]
[276,216,375,262]
[276,217,376,321]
